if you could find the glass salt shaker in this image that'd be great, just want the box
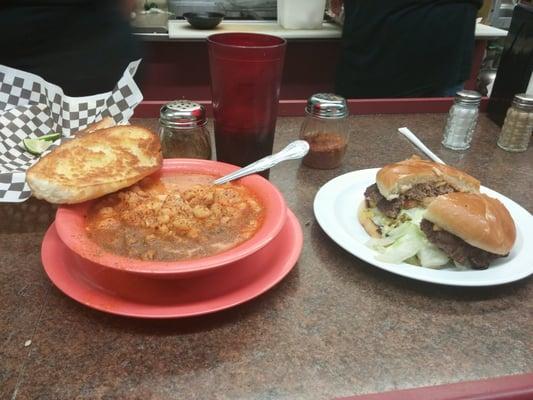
[299,93,349,169]
[441,90,482,150]
[159,100,212,159]
[497,93,533,152]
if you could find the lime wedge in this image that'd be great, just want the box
[38,132,61,141]
[23,138,53,155]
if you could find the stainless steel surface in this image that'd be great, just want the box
[456,90,482,104]
[168,0,223,17]
[477,69,498,96]
[219,0,277,19]
[513,93,533,108]
[168,0,276,19]
[213,140,310,184]
[131,10,172,33]
[305,93,348,119]
[488,0,517,29]
[159,100,207,128]
[226,0,276,7]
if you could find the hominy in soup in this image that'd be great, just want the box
[85,174,265,261]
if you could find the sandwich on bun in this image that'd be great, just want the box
[420,192,516,269]
[359,157,515,269]
[360,155,480,236]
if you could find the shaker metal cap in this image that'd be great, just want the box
[160,100,207,128]
[513,93,533,108]
[305,93,349,119]
[456,90,482,104]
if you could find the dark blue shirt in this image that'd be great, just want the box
[0,0,142,96]
[335,0,482,98]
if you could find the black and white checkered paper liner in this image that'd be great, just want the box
[0,59,143,203]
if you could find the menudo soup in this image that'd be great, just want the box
[85,174,265,261]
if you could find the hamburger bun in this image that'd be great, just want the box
[377,155,480,200]
[358,201,381,238]
[27,125,162,204]
[424,192,516,255]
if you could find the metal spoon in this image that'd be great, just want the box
[213,140,310,185]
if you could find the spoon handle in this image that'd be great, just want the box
[398,127,446,165]
[213,140,310,185]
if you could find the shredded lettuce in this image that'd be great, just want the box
[453,260,470,270]
[366,236,396,248]
[370,212,394,235]
[366,211,451,268]
[398,207,426,225]
[375,223,423,263]
[404,255,420,266]
[417,241,449,268]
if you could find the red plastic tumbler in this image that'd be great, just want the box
[207,33,287,178]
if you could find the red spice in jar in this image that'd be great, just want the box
[303,132,348,169]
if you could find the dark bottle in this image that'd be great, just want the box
[487,2,533,126]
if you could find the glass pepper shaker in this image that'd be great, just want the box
[299,93,349,169]
[497,93,533,152]
[159,100,212,159]
[441,90,482,150]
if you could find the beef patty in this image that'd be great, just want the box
[364,183,456,218]
[364,184,402,218]
[420,219,503,269]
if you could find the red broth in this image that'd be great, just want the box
[85,174,265,261]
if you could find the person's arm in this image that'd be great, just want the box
[330,0,344,16]
[327,0,344,25]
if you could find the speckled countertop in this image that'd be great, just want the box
[1,114,532,400]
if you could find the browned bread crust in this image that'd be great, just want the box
[376,155,480,200]
[424,192,516,255]
[357,201,382,238]
[27,125,162,204]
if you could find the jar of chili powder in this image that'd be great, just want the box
[299,93,349,169]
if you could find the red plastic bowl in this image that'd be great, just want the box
[54,159,287,278]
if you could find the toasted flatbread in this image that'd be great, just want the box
[27,125,162,204]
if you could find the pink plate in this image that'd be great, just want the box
[41,210,302,318]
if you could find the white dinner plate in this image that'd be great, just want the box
[313,168,533,286]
